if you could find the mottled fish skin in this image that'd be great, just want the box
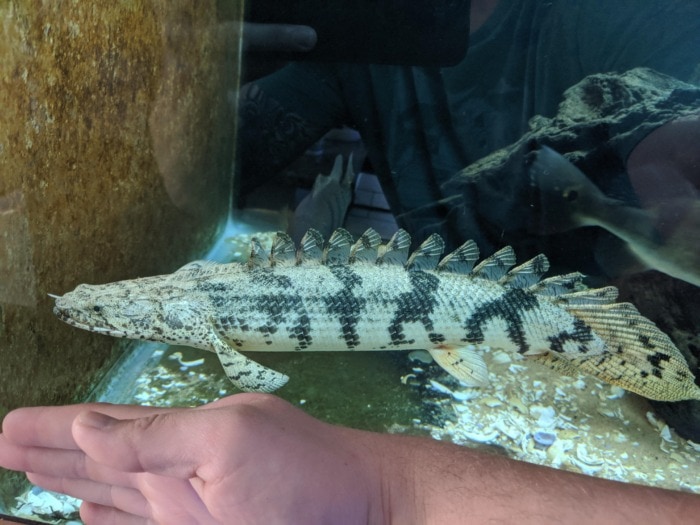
[52,228,700,401]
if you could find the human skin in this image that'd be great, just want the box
[627,113,700,206]
[1,394,699,525]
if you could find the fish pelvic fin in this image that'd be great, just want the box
[209,327,289,392]
[428,345,490,387]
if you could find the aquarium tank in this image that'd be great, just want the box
[1,0,699,523]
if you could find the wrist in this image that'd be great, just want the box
[337,427,424,525]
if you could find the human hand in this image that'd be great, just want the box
[0,394,379,525]
[242,22,317,53]
[5,393,698,525]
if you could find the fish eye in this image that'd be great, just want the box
[563,189,578,202]
[93,305,102,313]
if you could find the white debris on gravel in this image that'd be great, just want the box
[414,346,700,493]
[13,486,81,523]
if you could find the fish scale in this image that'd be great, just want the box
[51,227,700,401]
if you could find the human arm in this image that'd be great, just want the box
[627,113,700,206]
[2,394,698,525]
[235,81,333,197]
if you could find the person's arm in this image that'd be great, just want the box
[571,1,700,208]
[235,60,349,199]
[235,81,332,197]
[2,394,699,525]
[382,427,700,524]
[626,113,700,206]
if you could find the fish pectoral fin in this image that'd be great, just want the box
[428,345,489,387]
[208,330,289,393]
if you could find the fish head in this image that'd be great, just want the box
[527,146,604,234]
[51,279,200,343]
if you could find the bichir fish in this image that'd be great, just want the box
[51,227,700,400]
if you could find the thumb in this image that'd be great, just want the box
[72,410,211,479]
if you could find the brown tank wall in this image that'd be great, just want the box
[0,0,241,416]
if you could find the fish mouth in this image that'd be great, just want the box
[52,305,128,338]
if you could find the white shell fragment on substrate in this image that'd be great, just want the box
[533,431,557,449]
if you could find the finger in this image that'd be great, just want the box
[80,501,149,525]
[0,439,137,489]
[2,405,97,449]
[72,394,291,477]
[243,22,317,52]
[72,410,220,479]
[27,472,149,519]
[2,403,181,449]
[0,434,38,473]
[0,435,85,477]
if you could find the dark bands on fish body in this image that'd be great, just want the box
[50,227,700,401]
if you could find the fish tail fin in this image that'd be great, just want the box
[548,302,700,401]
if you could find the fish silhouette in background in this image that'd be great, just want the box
[289,154,355,244]
[528,146,700,287]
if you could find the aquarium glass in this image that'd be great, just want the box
[2,1,700,523]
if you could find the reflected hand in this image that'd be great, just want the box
[243,22,317,52]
